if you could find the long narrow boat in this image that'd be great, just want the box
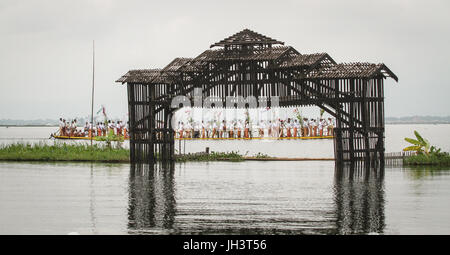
[51,134,332,141]
[174,136,334,140]
[51,135,128,141]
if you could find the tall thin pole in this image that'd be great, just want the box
[90,40,95,146]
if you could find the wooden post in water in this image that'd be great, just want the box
[90,40,95,147]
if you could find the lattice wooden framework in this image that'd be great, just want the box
[117,29,398,166]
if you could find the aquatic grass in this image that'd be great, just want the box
[0,143,247,163]
[404,153,450,166]
[0,143,130,163]
[175,151,244,162]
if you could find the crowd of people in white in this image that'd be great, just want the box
[176,117,335,139]
[57,118,129,138]
[56,113,335,140]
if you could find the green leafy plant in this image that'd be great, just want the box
[403,130,431,155]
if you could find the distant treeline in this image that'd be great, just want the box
[0,117,117,126]
[385,116,450,124]
[0,119,59,126]
[1,115,450,126]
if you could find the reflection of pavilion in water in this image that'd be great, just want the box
[127,163,385,234]
[334,165,385,234]
[127,164,176,233]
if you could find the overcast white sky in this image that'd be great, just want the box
[0,0,449,120]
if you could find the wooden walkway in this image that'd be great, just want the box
[384,151,417,166]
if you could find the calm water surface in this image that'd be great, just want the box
[0,161,449,235]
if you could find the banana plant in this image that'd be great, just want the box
[403,130,431,155]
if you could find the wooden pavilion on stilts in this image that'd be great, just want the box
[117,29,398,168]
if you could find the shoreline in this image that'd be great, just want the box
[0,157,335,164]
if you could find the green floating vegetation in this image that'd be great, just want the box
[175,151,244,162]
[0,144,249,163]
[404,153,450,166]
[0,143,130,163]
[403,130,450,166]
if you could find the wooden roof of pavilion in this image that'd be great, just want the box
[116,69,176,84]
[210,28,284,48]
[307,63,398,81]
[193,46,296,62]
[117,29,398,84]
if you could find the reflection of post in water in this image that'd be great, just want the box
[128,163,176,232]
[89,163,98,234]
[334,164,385,234]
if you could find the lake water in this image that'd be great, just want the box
[0,161,449,235]
[0,125,449,234]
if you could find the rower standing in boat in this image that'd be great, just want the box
[88,122,94,137]
[222,120,227,138]
[96,122,101,137]
[211,121,217,138]
[274,119,280,138]
[228,120,233,138]
[187,121,193,138]
[177,122,182,138]
[61,119,66,136]
[219,120,225,138]
[114,121,117,135]
[322,119,328,135]
[58,118,64,136]
[286,119,292,138]
[205,121,211,138]
[117,121,122,137]
[293,119,299,138]
[102,122,107,136]
[314,119,319,137]
[121,121,126,136]
[318,119,323,137]
[302,118,308,137]
[193,121,200,138]
[307,119,313,137]
[244,121,249,138]
[258,120,264,138]
[201,121,206,138]
[70,120,75,137]
[83,122,88,137]
[327,117,334,136]
[124,122,129,139]
[183,122,188,138]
